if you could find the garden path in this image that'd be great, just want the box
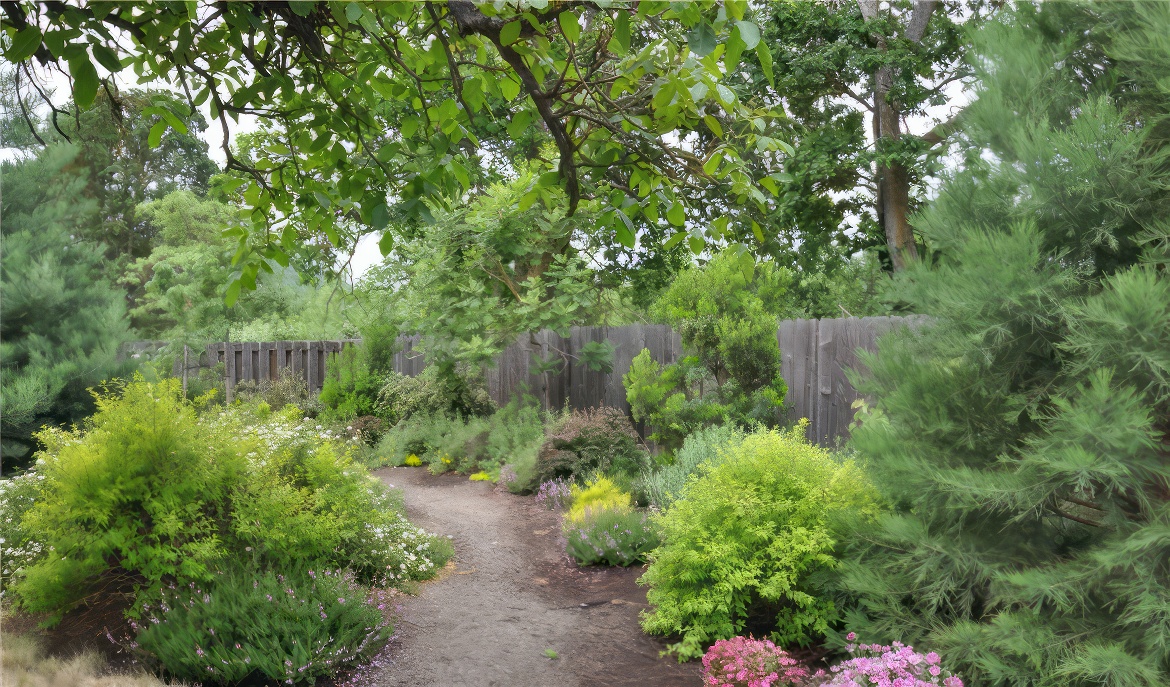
[369,467,699,687]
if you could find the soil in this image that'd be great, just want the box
[370,467,701,687]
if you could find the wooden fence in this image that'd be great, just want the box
[137,316,918,445]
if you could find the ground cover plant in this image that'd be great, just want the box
[639,423,880,660]
[2,378,450,684]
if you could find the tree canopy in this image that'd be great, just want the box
[3,0,791,301]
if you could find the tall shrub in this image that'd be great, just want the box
[834,4,1170,685]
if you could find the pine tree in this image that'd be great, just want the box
[1,146,130,464]
[833,3,1170,686]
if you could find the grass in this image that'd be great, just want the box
[0,632,184,687]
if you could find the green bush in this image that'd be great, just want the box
[377,363,494,425]
[535,406,650,489]
[10,378,448,622]
[232,367,321,415]
[319,344,383,421]
[638,424,880,660]
[565,508,659,567]
[636,424,745,509]
[135,564,388,684]
[627,249,789,451]
[565,476,632,523]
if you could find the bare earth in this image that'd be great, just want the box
[372,467,700,687]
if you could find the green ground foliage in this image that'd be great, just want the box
[639,425,880,661]
[833,4,1170,685]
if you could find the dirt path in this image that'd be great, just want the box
[371,467,700,687]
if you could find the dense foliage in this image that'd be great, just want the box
[0,146,130,464]
[535,407,650,490]
[637,424,746,510]
[640,425,879,660]
[626,250,790,450]
[833,4,1170,686]
[2,378,449,685]
[564,508,658,568]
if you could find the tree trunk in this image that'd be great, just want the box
[873,65,919,271]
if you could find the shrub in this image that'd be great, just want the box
[482,399,545,475]
[0,470,46,595]
[319,344,383,421]
[565,476,632,523]
[403,454,422,467]
[469,471,491,481]
[701,636,809,687]
[10,379,447,622]
[535,406,649,486]
[134,564,388,685]
[806,635,964,687]
[377,363,494,424]
[535,478,572,510]
[345,415,384,446]
[565,508,658,567]
[232,368,319,415]
[637,424,745,509]
[639,424,880,660]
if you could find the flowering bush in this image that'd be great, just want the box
[701,636,809,687]
[565,508,658,566]
[535,478,572,510]
[0,470,46,595]
[807,635,963,687]
[135,564,388,685]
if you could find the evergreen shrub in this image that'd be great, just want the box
[135,564,388,685]
[639,424,880,660]
[637,424,745,509]
[534,406,649,488]
[832,5,1170,685]
[319,344,383,421]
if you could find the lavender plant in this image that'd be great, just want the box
[534,478,572,510]
[564,508,658,567]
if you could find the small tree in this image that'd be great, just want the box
[625,250,789,449]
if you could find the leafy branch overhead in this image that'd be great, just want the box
[2,0,789,303]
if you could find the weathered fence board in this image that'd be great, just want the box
[134,316,919,445]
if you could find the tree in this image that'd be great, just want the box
[0,146,131,464]
[833,4,1170,685]
[2,1,787,300]
[722,1,988,270]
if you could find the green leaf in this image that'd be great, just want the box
[703,151,723,176]
[735,21,760,49]
[224,279,242,307]
[6,26,42,62]
[716,84,736,105]
[68,54,99,109]
[518,189,540,211]
[558,12,580,43]
[664,231,688,250]
[667,202,686,227]
[752,221,765,244]
[687,23,717,57]
[313,191,331,208]
[90,43,123,72]
[288,1,316,18]
[378,232,394,256]
[507,110,532,139]
[611,11,631,54]
[688,236,705,254]
[777,139,795,156]
[500,76,521,101]
[500,20,522,46]
[616,222,636,248]
[345,2,363,22]
[703,115,723,138]
[147,120,167,148]
[756,43,774,87]
[371,202,390,230]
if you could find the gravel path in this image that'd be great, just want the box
[372,467,700,687]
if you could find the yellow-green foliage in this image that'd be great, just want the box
[403,454,422,467]
[469,471,491,481]
[564,477,632,524]
[639,423,880,660]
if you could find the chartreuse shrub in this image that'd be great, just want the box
[831,5,1170,686]
[639,424,880,660]
[565,476,632,523]
[7,378,449,684]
